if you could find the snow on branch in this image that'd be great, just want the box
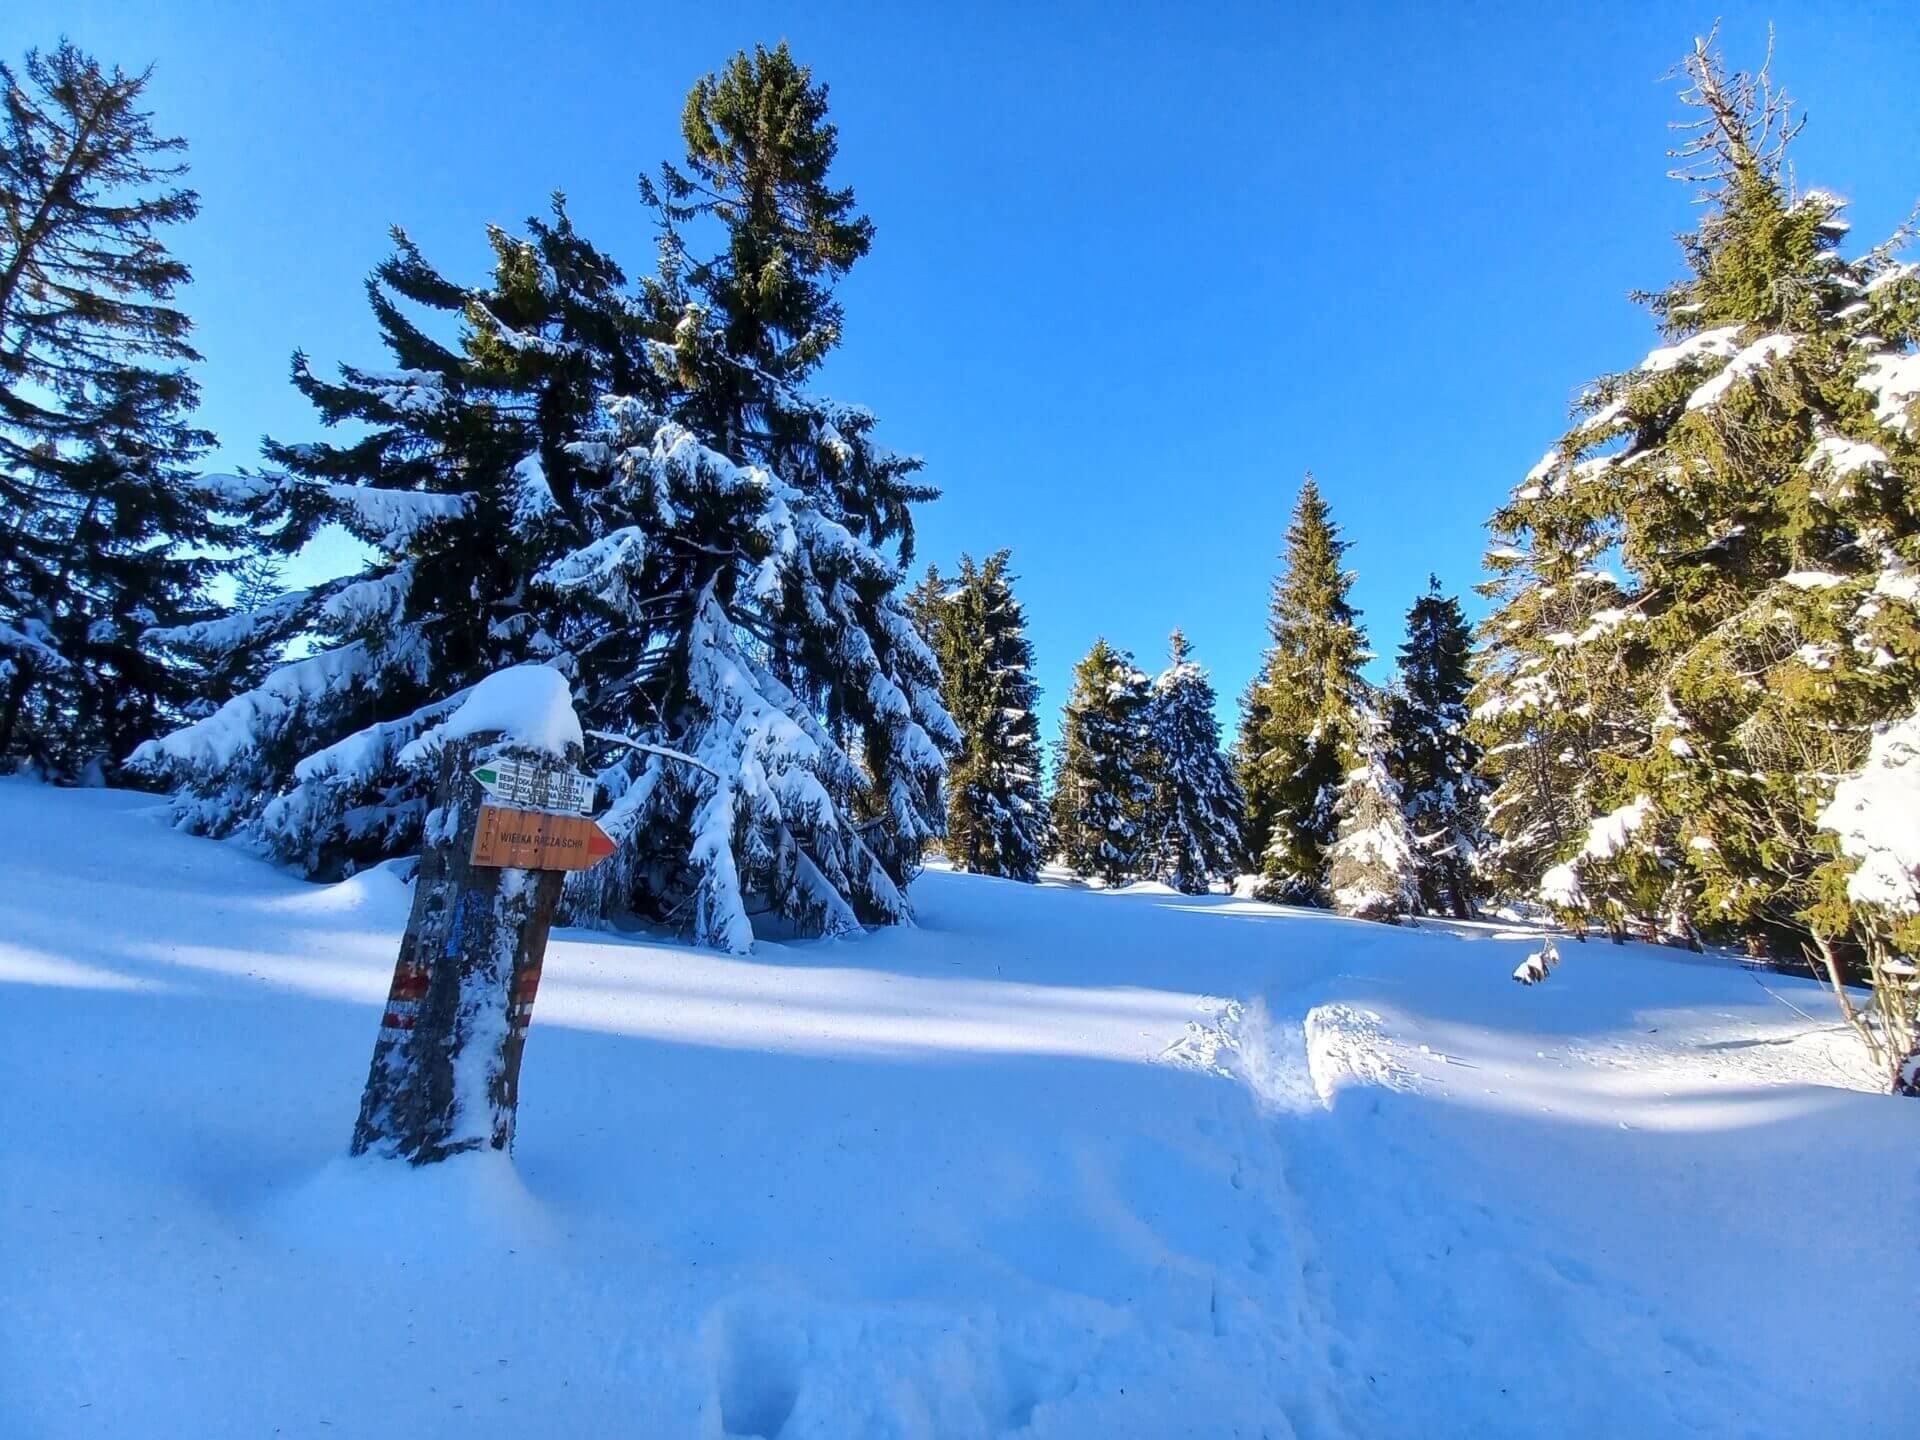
[537,528,647,601]
[1858,351,1920,436]
[131,641,385,773]
[294,690,471,787]
[1684,334,1794,411]
[1819,712,1920,916]
[1639,325,1743,374]
[322,486,471,549]
[1539,796,1653,908]
[0,620,71,671]
[584,730,720,779]
[144,589,310,655]
[1514,939,1562,985]
[191,472,472,550]
[361,368,450,416]
[318,567,414,631]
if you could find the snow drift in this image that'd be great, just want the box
[0,781,1912,1438]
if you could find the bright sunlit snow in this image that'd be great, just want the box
[2,780,1912,1439]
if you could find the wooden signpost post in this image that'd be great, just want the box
[350,732,614,1165]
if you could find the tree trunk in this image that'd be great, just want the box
[1894,1042,1920,1099]
[0,662,33,761]
[1448,863,1471,920]
[351,733,565,1163]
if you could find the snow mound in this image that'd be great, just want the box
[1158,995,1248,1079]
[1160,997,1421,1111]
[262,1150,555,1257]
[430,663,583,759]
[1303,1003,1421,1104]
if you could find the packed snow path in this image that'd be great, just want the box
[1,782,1912,1438]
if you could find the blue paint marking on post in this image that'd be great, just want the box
[445,893,467,958]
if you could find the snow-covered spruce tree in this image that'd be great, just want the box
[1145,629,1244,894]
[547,43,954,947]
[139,47,955,952]
[908,551,1046,881]
[1327,706,1421,923]
[1471,457,1647,925]
[1476,32,1920,991]
[1237,474,1370,902]
[0,42,235,781]
[135,200,633,874]
[1388,577,1487,917]
[1053,638,1152,887]
[543,398,954,949]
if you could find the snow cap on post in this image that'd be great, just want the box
[435,664,583,760]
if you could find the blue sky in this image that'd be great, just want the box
[11,2,1920,738]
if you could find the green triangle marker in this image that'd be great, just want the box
[473,767,499,787]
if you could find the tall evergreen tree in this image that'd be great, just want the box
[1237,475,1370,901]
[654,44,873,442]
[1388,577,1487,917]
[1469,500,1640,912]
[1475,32,1920,1009]
[643,43,928,557]
[1146,629,1243,895]
[627,42,948,898]
[138,47,955,953]
[1053,638,1151,887]
[909,551,1046,881]
[0,42,230,780]
[1327,705,1422,923]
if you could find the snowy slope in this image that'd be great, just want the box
[0,781,1913,1439]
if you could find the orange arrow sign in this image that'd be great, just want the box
[470,803,617,872]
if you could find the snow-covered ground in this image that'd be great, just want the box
[2,780,1913,1439]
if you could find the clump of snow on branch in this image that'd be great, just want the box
[1684,334,1794,411]
[1639,324,1743,374]
[1857,352,1920,435]
[134,641,390,776]
[1514,938,1561,985]
[1818,712,1920,917]
[193,471,471,549]
[1538,796,1652,909]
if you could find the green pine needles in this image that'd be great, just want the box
[0,43,235,781]
[1237,474,1370,902]
[1473,30,1920,1085]
[911,551,1048,882]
